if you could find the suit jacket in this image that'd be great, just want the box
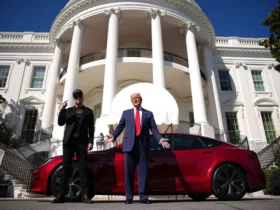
[112,108,162,153]
[58,106,94,145]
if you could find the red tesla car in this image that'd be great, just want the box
[29,133,265,201]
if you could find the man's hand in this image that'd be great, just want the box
[160,138,170,149]
[104,135,114,144]
[87,143,93,151]
[61,100,68,110]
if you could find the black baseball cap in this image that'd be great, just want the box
[73,89,83,97]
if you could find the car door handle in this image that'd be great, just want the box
[202,151,212,154]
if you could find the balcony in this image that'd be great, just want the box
[60,48,206,81]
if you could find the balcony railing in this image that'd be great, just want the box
[60,48,207,81]
[214,127,248,147]
[215,37,264,48]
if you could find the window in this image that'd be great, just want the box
[127,49,140,57]
[218,70,232,91]
[199,137,222,148]
[172,135,203,150]
[252,71,265,91]
[93,103,101,122]
[150,134,169,151]
[261,112,276,143]
[21,110,38,144]
[0,66,10,88]
[31,67,45,88]
[189,112,194,127]
[225,112,240,145]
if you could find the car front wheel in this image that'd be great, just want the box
[212,163,247,201]
[50,165,89,202]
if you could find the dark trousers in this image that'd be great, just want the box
[58,136,89,195]
[124,137,149,200]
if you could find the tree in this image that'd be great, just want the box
[259,0,280,72]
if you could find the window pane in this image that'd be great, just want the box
[225,112,240,144]
[150,134,170,151]
[252,71,265,91]
[189,112,194,127]
[21,110,38,144]
[200,137,222,147]
[0,66,10,88]
[172,135,203,150]
[219,71,232,91]
[31,67,45,88]
[261,112,276,143]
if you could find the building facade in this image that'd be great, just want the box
[0,0,279,156]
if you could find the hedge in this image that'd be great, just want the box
[264,168,280,195]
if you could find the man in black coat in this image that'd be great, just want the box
[52,89,94,204]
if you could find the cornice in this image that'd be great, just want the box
[50,0,216,47]
[214,48,271,56]
[0,44,52,50]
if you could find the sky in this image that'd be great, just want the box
[0,0,277,38]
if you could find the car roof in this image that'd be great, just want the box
[152,132,225,143]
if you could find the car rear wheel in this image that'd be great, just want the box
[188,194,210,201]
[212,163,247,201]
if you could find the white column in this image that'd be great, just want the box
[150,9,166,88]
[203,43,224,131]
[41,40,64,131]
[185,22,207,124]
[62,20,84,107]
[185,22,214,138]
[101,8,120,116]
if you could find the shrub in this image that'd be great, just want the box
[264,168,280,195]
[270,171,280,195]
[275,148,280,168]
[0,122,13,146]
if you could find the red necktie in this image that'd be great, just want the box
[135,108,140,136]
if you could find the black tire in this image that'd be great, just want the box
[50,165,94,202]
[188,194,210,201]
[212,163,247,201]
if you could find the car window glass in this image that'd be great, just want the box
[199,137,222,148]
[172,135,203,150]
[150,134,169,151]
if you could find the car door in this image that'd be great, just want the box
[148,134,177,193]
[171,134,217,193]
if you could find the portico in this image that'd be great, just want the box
[40,3,222,154]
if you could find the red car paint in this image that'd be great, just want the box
[29,133,265,196]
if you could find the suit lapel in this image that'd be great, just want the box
[141,108,146,128]
[130,108,134,126]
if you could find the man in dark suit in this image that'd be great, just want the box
[52,89,94,204]
[105,93,170,204]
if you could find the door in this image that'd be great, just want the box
[148,134,177,193]
[171,134,217,193]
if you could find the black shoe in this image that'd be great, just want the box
[52,194,65,203]
[140,199,151,204]
[82,195,93,204]
[125,199,133,204]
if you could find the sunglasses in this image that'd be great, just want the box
[74,95,83,99]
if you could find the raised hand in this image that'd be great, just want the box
[61,100,68,110]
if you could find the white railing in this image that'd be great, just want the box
[216,37,265,48]
[0,32,50,43]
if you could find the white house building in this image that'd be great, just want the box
[0,0,279,157]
